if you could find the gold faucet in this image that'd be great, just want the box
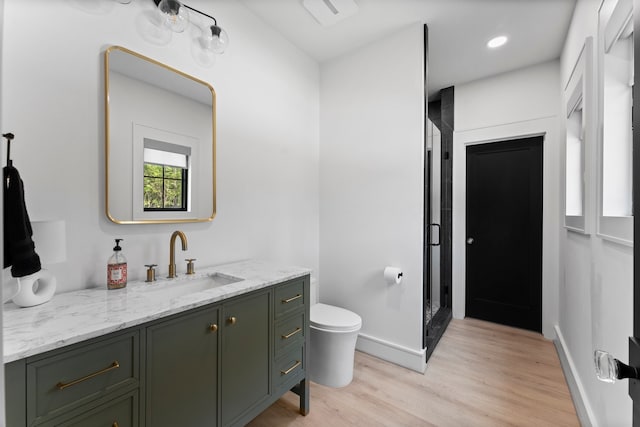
[168,231,188,278]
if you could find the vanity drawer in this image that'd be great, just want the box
[27,331,139,425]
[40,390,138,427]
[274,346,304,390]
[274,278,305,319]
[275,312,305,356]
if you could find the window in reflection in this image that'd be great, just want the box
[143,140,190,211]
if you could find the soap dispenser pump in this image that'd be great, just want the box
[107,238,128,290]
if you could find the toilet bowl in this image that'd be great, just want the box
[309,303,362,388]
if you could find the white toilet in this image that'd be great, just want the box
[309,303,362,388]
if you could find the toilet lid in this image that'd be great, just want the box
[310,303,362,332]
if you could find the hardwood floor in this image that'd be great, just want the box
[248,318,579,426]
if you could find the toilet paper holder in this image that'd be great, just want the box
[383,267,403,285]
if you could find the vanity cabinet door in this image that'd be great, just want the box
[146,305,219,427]
[27,331,139,426]
[39,390,138,427]
[220,290,271,427]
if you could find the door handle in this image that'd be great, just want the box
[466,237,474,245]
[428,223,441,246]
[594,350,640,383]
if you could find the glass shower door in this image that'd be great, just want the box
[424,116,451,361]
[428,119,442,325]
[425,119,442,329]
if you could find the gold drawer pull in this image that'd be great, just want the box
[113,422,119,427]
[282,294,302,304]
[209,323,218,332]
[228,316,237,325]
[281,327,302,340]
[281,360,301,376]
[56,361,120,390]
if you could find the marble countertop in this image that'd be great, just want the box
[3,260,311,363]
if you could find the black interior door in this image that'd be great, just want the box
[465,137,543,332]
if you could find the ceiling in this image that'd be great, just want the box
[239,0,577,98]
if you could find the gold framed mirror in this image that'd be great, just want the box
[104,45,216,224]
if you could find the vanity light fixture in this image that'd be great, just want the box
[156,0,189,33]
[154,0,229,53]
[487,35,508,49]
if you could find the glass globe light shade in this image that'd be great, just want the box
[204,25,229,54]
[157,0,189,33]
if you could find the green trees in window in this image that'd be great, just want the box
[144,164,185,210]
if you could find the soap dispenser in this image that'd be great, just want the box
[107,238,127,290]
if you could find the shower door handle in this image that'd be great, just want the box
[428,223,441,246]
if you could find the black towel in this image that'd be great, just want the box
[3,165,41,277]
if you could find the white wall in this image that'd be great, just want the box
[556,0,634,425]
[1,0,320,301]
[319,23,426,371]
[453,61,562,340]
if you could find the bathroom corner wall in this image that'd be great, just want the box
[319,23,426,371]
[555,0,634,425]
[0,0,320,294]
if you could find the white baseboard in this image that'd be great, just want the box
[356,333,426,373]
[554,325,597,427]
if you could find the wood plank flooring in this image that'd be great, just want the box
[248,318,579,426]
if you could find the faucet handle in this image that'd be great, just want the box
[145,264,157,282]
[185,259,196,275]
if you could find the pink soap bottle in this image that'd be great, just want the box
[107,239,128,290]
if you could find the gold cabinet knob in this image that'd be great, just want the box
[209,324,218,332]
[228,316,237,325]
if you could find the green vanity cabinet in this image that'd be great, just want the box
[5,273,311,427]
[272,278,309,411]
[220,290,271,427]
[145,305,219,427]
[5,330,140,426]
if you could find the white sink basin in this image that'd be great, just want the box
[145,272,243,299]
[199,272,243,288]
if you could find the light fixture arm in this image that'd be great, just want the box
[182,3,217,26]
[152,0,218,26]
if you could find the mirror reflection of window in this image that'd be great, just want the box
[142,139,190,211]
[566,101,584,217]
[596,0,633,245]
[602,8,633,217]
[563,36,591,233]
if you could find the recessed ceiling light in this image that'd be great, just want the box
[487,35,508,49]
